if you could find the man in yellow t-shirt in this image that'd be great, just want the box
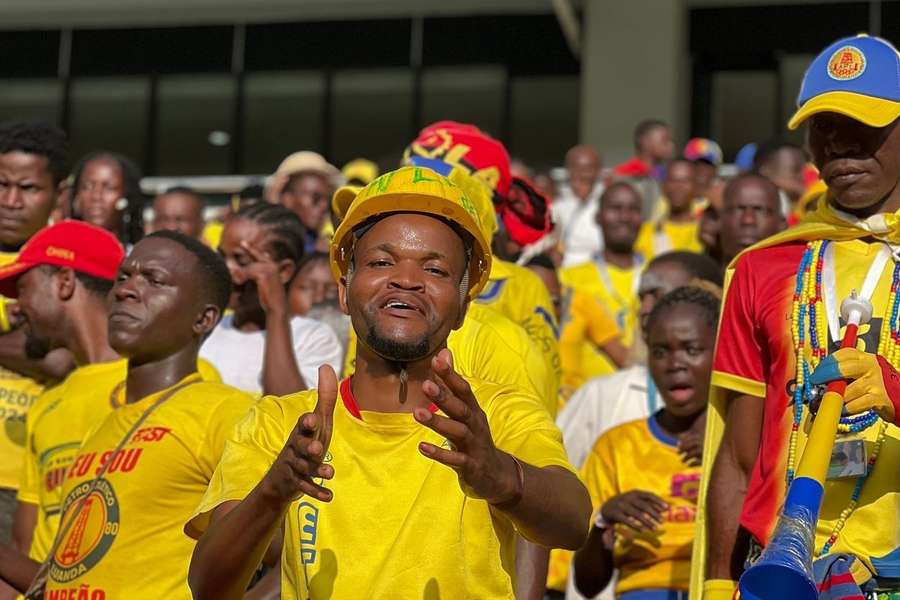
[187,166,590,599]
[0,221,125,574]
[636,159,703,260]
[0,122,75,550]
[0,231,255,599]
[559,181,645,390]
[0,223,220,577]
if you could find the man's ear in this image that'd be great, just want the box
[278,259,297,286]
[453,298,470,330]
[338,276,350,316]
[57,267,77,302]
[193,304,221,338]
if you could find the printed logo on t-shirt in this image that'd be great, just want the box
[49,478,120,583]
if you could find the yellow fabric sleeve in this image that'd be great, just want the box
[559,293,621,391]
[188,392,313,537]
[484,384,574,475]
[16,400,40,504]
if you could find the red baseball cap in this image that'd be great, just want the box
[403,121,512,200]
[0,220,125,298]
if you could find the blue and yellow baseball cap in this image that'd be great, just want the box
[788,34,900,130]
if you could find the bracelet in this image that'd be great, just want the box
[491,454,526,510]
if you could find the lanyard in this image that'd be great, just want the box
[646,371,658,414]
[593,253,643,309]
[821,242,893,344]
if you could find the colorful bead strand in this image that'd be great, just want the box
[786,240,900,556]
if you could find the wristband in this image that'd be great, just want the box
[703,579,738,600]
[593,510,610,530]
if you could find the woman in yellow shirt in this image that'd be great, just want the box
[573,286,720,599]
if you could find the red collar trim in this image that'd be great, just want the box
[339,377,438,421]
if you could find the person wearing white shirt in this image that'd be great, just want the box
[201,312,342,394]
[554,145,605,267]
[207,202,343,396]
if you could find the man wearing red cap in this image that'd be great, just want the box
[0,221,125,592]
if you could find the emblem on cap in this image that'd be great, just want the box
[827,45,866,80]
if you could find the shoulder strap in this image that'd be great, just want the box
[23,376,202,599]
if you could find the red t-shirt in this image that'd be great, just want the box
[613,157,653,178]
[715,236,900,570]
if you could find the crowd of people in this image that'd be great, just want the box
[0,31,894,600]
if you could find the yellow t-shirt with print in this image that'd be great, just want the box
[189,378,575,600]
[559,260,640,391]
[0,251,46,491]
[343,302,557,416]
[635,220,702,261]
[18,359,221,563]
[44,376,253,599]
[583,415,700,595]
[476,258,561,389]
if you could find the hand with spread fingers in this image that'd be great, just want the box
[810,347,900,424]
[414,348,524,507]
[240,240,289,317]
[260,364,338,505]
[600,490,669,533]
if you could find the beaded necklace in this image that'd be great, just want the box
[788,239,900,556]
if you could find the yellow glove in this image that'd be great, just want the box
[703,579,738,600]
[810,347,900,425]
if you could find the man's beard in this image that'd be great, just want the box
[24,331,51,360]
[604,237,635,255]
[364,327,431,363]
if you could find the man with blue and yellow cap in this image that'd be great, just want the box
[696,34,900,599]
[186,166,590,600]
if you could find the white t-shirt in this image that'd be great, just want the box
[200,314,344,394]
[553,183,605,268]
[557,364,656,469]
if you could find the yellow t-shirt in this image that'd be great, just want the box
[635,220,702,261]
[190,378,575,600]
[44,377,254,599]
[343,302,557,416]
[201,221,223,249]
[18,359,221,563]
[559,260,640,390]
[476,258,561,388]
[582,415,700,595]
[0,251,46,491]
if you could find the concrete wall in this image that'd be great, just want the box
[579,0,687,165]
